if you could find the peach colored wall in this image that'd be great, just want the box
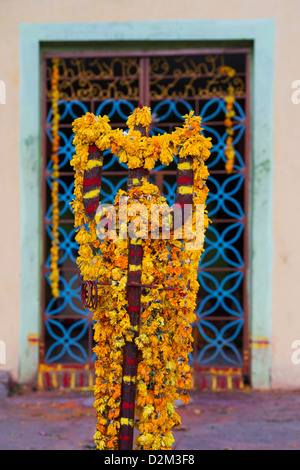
[0,0,299,387]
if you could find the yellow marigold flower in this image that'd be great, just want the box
[72,104,213,450]
[137,433,154,448]
[127,106,152,131]
[142,405,154,419]
[96,439,106,450]
[161,431,175,448]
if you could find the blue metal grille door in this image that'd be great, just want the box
[41,49,250,389]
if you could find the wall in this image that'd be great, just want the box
[0,0,299,388]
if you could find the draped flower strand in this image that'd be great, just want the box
[49,58,60,298]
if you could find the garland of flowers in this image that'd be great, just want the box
[218,65,237,175]
[224,84,236,174]
[71,107,212,450]
[49,58,60,298]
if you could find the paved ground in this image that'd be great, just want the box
[1,387,300,450]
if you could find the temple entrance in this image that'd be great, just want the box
[40,48,250,390]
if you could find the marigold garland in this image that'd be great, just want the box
[224,84,236,174]
[49,58,60,298]
[71,106,212,450]
[218,64,236,174]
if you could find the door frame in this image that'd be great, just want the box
[19,19,275,388]
[40,47,251,386]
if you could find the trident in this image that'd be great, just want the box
[80,108,196,450]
